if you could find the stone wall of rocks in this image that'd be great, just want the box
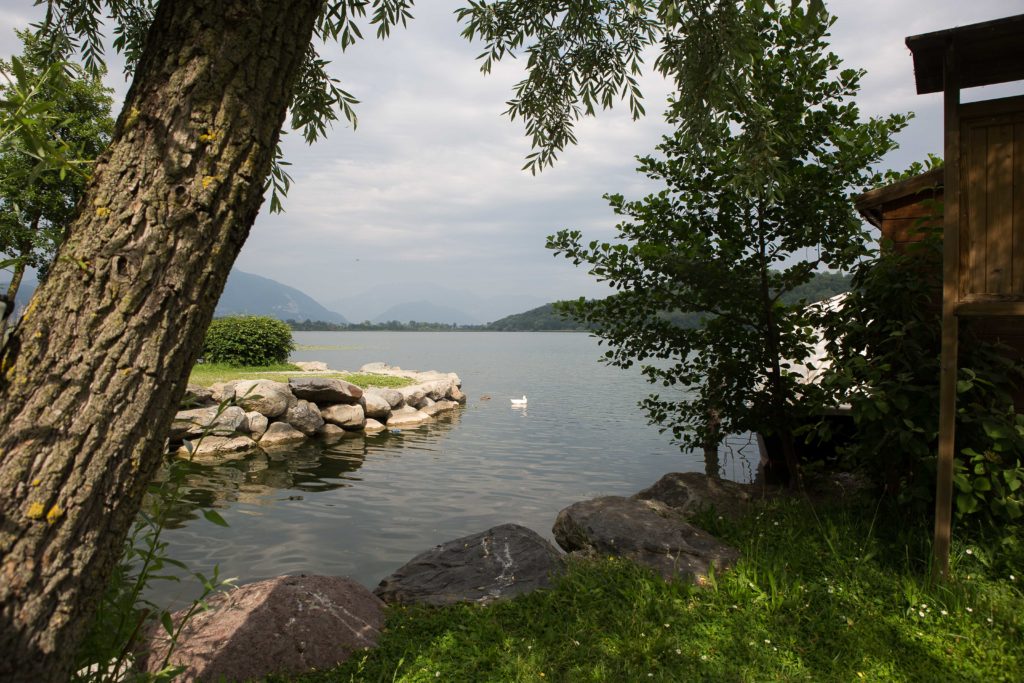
[170,363,466,458]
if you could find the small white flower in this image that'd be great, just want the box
[967,607,974,613]
[941,610,948,616]
[435,673,440,678]
[664,623,671,628]
[701,655,708,661]
[966,548,974,555]
[987,617,994,623]
[773,521,779,526]
[764,639,771,645]
[647,674,654,678]
[1011,574,1016,581]
[676,649,682,655]
[573,640,580,646]
[918,611,925,618]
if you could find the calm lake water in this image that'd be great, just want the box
[152,332,759,607]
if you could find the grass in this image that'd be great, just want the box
[187,363,413,389]
[276,495,1023,682]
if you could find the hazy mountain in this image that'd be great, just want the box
[325,283,545,324]
[4,269,348,324]
[371,300,479,325]
[215,270,348,323]
[486,303,587,331]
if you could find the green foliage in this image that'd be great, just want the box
[818,229,1024,533]
[281,496,1024,682]
[486,302,587,331]
[202,315,294,367]
[0,30,114,297]
[547,1,907,467]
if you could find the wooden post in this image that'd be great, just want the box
[934,41,961,582]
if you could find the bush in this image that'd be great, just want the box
[202,315,294,366]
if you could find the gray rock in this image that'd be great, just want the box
[633,472,756,520]
[136,574,384,682]
[176,435,256,460]
[227,380,295,418]
[292,361,329,372]
[419,379,452,402]
[384,406,431,428]
[245,411,269,439]
[258,421,307,447]
[181,384,216,408]
[285,399,325,436]
[170,406,248,441]
[361,392,393,420]
[363,418,386,434]
[370,388,404,409]
[375,524,564,606]
[398,385,427,409]
[448,385,467,404]
[209,380,239,403]
[321,403,366,431]
[421,400,458,417]
[319,423,347,441]
[289,377,363,404]
[552,496,739,584]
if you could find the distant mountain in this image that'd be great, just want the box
[486,303,587,331]
[325,283,544,324]
[371,300,479,325]
[215,270,348,323]
[3,269,348,324]
[485,272,853,332]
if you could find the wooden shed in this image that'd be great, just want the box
[904,13,1024,578]
[855,167,943,251]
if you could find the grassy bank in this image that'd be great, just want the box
[188,363,413,389]
[279,496,1022,682]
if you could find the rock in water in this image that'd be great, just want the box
[227,379,295,418]
[285,399,325,436]
[321,403,366,431]
[552,496,739,584]
[375,523,565,606]
[258,421,307,447]
[136,575,384,681]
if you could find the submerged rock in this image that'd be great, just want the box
[375,523,564,606]
[136,575,384,682]
[553,496,739,584]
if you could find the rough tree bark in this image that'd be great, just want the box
[0,0,321,679]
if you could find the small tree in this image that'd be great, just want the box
[547,1,908,484]
[203,315,294,366]
[0,30,114,303]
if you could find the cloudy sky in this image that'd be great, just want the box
[2,1,1022,322]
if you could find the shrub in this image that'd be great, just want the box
[202,315,294,366]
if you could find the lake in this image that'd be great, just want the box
[152,331,759,607]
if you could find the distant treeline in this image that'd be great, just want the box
[288,272,853,333]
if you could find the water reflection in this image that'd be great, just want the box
[160,412,464,529]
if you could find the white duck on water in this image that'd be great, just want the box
[510,395,527,406]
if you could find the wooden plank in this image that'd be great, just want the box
[964,124,988,298]
[1015,122,1024,293]
[957,300,1024,316]
[881,217,940,244]
[986,124,1014,294]
[935,47,960,583]
[882,197,944,221]
[960,94,1024,121]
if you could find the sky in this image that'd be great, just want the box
[1,1,1022,322]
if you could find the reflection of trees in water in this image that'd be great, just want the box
[152,410,464,528]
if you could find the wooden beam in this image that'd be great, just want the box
[934,42,961,583]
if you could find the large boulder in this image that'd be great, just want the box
[368,387,404,409]
[363,418,386,434]
[181,384,216,408]
[421,400,458,417]
[633,472,756,520]
[258,421,307,447]
[361,392,393,421]
[448,385,466,404]
[292,361,329,372]
[375,524,565,606]
[419,379,452,402]
[552,496,739,584]
[398,385,427,409]
[245,411,269,439]
[136,575,384,682]
[227,380,295,418]
[284,399,325,436]
[384,406,431,428]
[175,435,256,460]
[170,406,248,441]
[289,377,362,405]
[321,403,366,431]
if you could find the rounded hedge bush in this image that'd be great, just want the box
[202,315,294,366]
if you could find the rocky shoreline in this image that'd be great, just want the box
[168,362,466,459]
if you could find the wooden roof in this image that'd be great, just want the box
[854,167,943,229]
[905,14,1024,94]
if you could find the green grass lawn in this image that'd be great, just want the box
[187,363,413,389]
[277,495,1023,682]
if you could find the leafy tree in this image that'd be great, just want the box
[0,30,114,304]
[547,1,908,485]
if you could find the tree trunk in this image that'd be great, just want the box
[0,1,320,679]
